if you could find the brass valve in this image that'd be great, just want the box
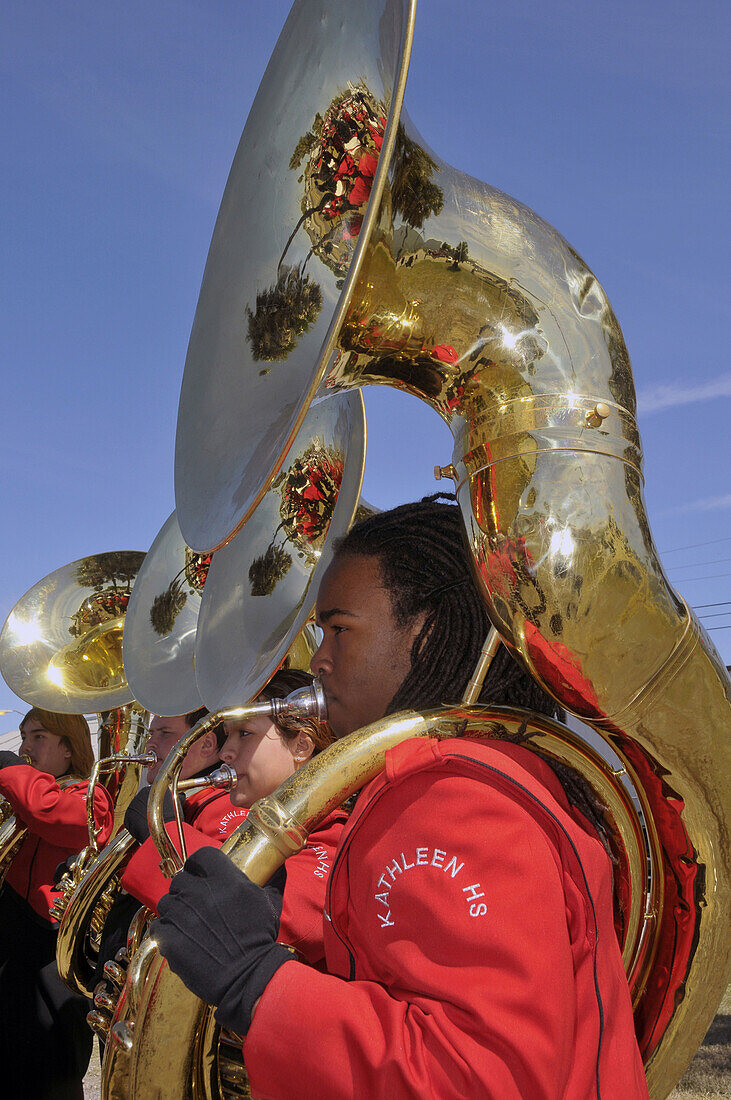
[585,402,611,428]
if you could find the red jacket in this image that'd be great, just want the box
[122,790,347,966]
[278,809,348,965]
[244,737,648,1099]
[0,763,114,924]
[120,786,248,913]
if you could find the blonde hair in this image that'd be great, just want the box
[20,708,94,779]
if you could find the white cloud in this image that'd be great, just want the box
[660,493,731,517]
[637,373,731,414]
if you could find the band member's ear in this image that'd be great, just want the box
[199,731,220,760]
[292,732,315,766]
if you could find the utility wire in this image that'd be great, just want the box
[668,555,731,571]
[697,611,731,620]
[693,601,731,609]
[672,570,731,582]
[661,535,731,555]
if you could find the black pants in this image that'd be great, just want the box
[0,887,92,1100]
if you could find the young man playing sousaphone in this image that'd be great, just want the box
[93,704,249,980]
[156,499,649,1099]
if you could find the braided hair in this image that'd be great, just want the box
[334,497,562,718]
[333,496,612,851]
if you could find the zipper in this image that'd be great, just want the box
[324,776,395,981]
[24,836,40,900]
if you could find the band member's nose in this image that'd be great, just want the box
[310,640,331,676]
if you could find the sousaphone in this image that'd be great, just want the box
[106,2,730,1097]
[0,551,150,823]
[59,391,365,1019]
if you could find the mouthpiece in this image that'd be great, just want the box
[179,763,237,793]
[270,678,327,721]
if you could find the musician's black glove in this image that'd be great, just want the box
[155,846,291,1035]
[52,853,78,888]
[0,751,24,769]
[123,785,178,844]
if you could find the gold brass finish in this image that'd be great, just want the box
[106,0,730,1096]
[433,463,457,482]
[54,755,236,997]
[461,627,501,705]
[0,795,27,889]
[96,704,152,834]
[0,552,144,713]
[86,750,157,851]
[586,401,611,428]
[55,829,138,997]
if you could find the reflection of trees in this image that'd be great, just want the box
[248,543,293,597]
[149,551,212,637]
[74,552,141,591]
[246,87,449,365]
[391,124,444,230]
[290,114,324,170]
[246,265,323,362]
[450,241,469,270]
[150,579,188,637]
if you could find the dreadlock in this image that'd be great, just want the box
[333,496,613,853]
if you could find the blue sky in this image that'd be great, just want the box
[1,0,729,721]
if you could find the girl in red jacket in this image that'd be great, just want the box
[157,501,648,1099]
[115,671,345,969]
[218,667,348,965]
[0,708,114,1100]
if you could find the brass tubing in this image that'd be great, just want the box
[177,764,237,794]
[461,627,501,704]
[86,752,157,853]
[55,829,138,997]
[325,105,731,1091]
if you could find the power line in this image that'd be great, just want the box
[707,624,731,632]
[672,570,731,582]
[668,556,731,571]
[697,611,731,621]
[661,535,731,555]
[693,601,731,609]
